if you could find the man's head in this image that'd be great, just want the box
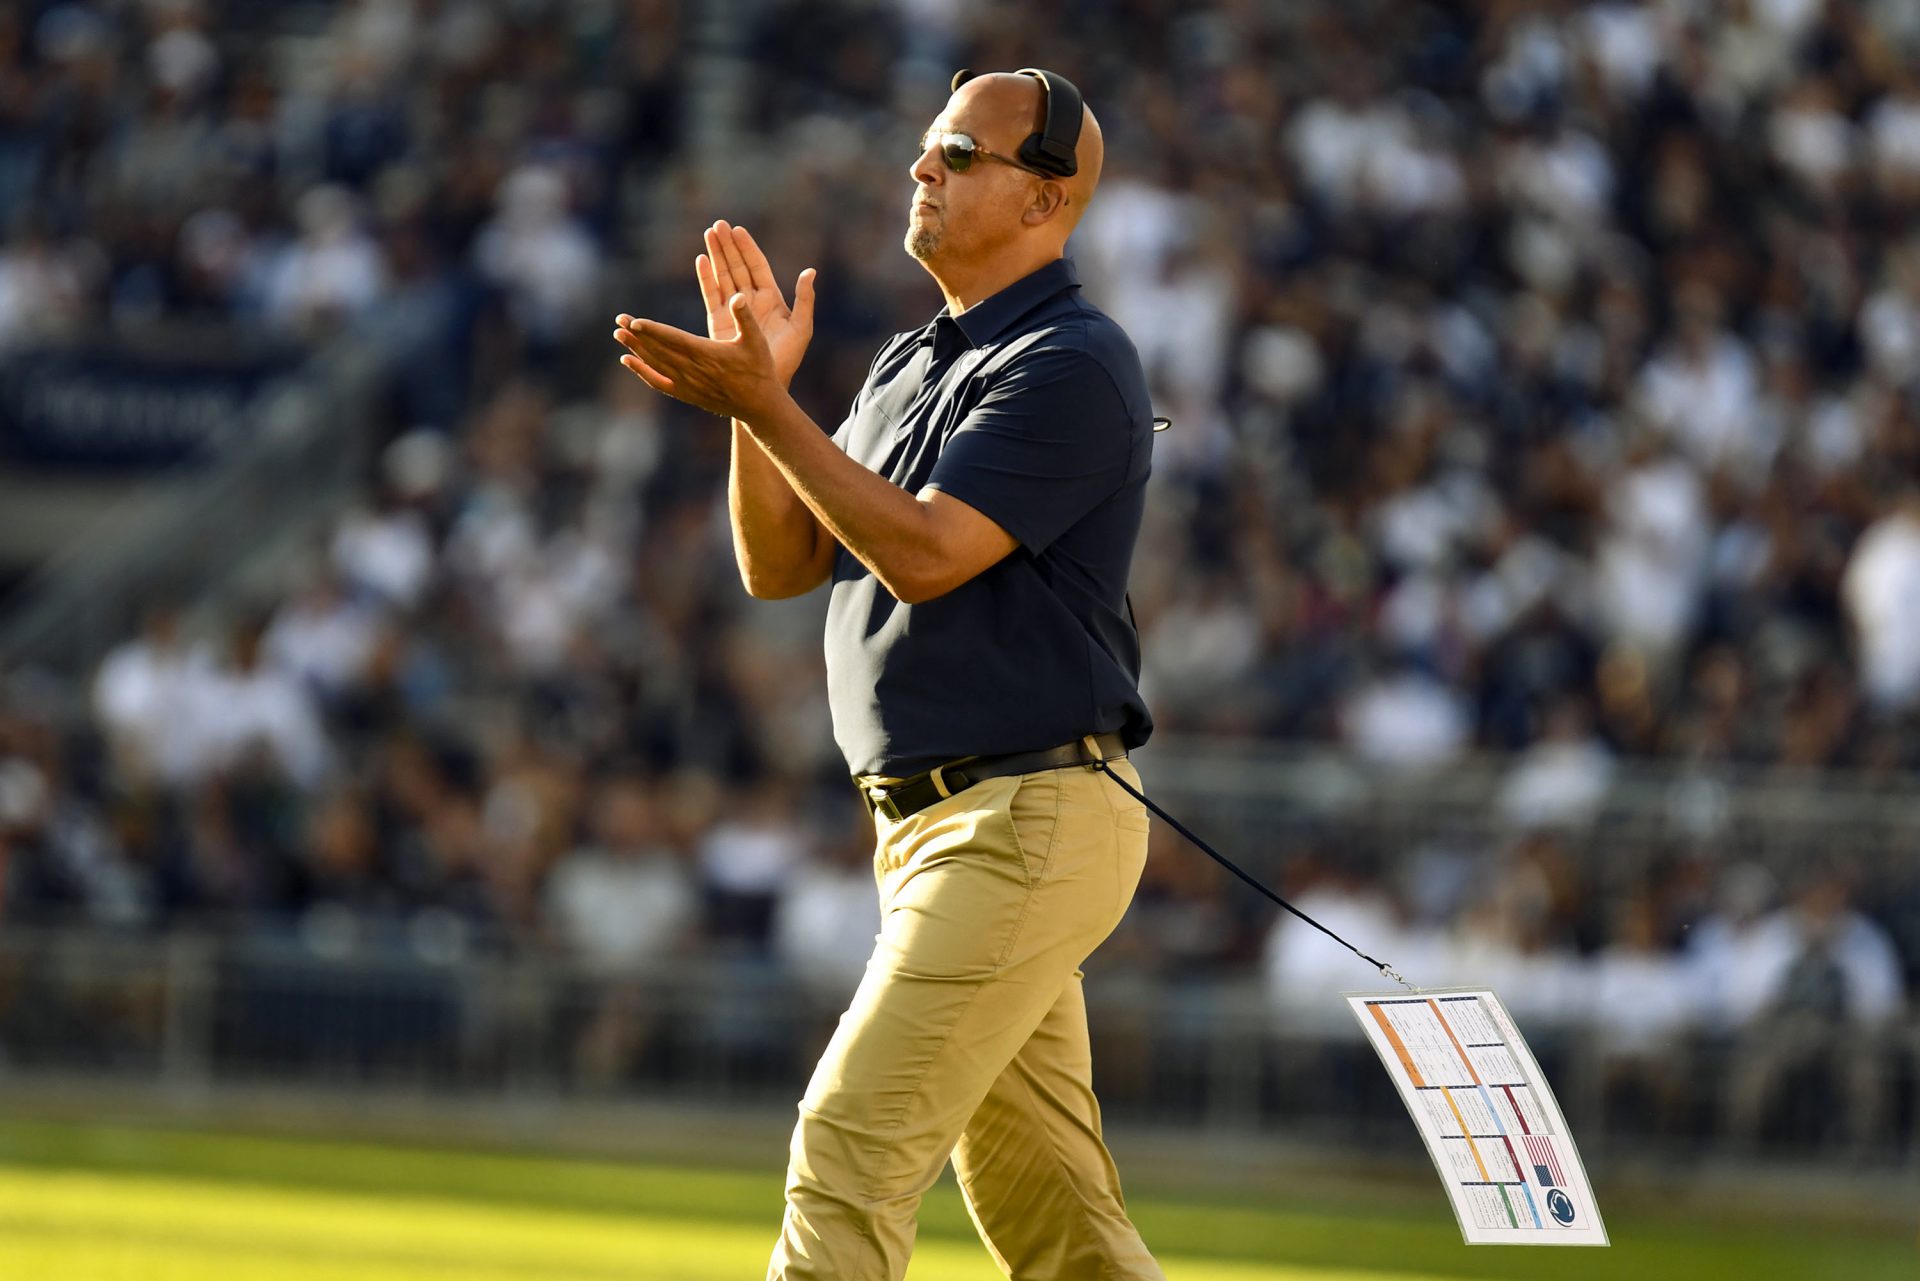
[905,70,1104,279]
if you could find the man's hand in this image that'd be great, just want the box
[614,294,791,423]
[696,221,816,388]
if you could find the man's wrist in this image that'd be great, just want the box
[738,386,803,440]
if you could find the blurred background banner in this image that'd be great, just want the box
[0,341,295,468]
[0,1,1916,1264]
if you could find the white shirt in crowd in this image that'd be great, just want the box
[1689,909,1798,1031]
[1595,455,1708,655]
[1842,505,1920,711]
[1340,669,1470,769]
[332,506,435,610]
[1497,736,1615,828]
[202,662,333,787]
[1867,88,1920,179]
[95,634,331,788]
[1636,331,1765,473]
[474,165,600,343]
[773,857,882,1005]
[545,845,698,973]
[699,813,806,898]
[1691,903,1906,1030]
[1589,942,1697,1054]
[94,636,219,786]
[1858,276,1920,385]
[264,590,384,697]
[1262,884,1410,1031]
[262,186,387,332]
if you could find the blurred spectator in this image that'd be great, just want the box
[1842,492,1920,712]
[698,776,808,947]
[1496,698,1614,826]
[332,486,439,612]
[1689,863,1789,1033]
[264,573,385,702]
[1635,286,1769,478]
[1262,847,1409,1029]
[1423,839,1585,1029]
[547,770,698,1086]
[1724,868,1907,1152]
[262,185,388,335]
[1594,440,1710,660]
[474,165,601,351]
[202,618,333,789]
[0,225,94,347]
[546,772,697,971]
[1340,661,1470,769]
[1108,822,1255,981]
[772,821,880,1008]
[94,604,217,788]
[1590,896,1695,1137]
[295,786,401,942]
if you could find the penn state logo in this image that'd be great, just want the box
[1546,1188,1576,1225]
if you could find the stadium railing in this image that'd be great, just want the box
[0,919,1910,1174]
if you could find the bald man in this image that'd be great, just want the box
[614,69,1163,1281]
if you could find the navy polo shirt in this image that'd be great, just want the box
[824,257,1154,777]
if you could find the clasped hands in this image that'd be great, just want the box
[614,221,817,423]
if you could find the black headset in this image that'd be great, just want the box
[949,67,1083,178]
[945,68,1168,434]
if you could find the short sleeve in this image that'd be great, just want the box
[832,332,914,451]
[924,346,1134,554]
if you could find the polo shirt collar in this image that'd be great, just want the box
[939,257,1080,350]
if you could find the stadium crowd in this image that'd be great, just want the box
[0,0,1916,1139]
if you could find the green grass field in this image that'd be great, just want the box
[0,1119,1911,1280]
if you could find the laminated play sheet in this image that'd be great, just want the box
[1346,987,1609,1246]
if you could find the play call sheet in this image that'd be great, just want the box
[1348,987,1609,1246]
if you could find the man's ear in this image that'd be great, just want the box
[1022,181,1069,225]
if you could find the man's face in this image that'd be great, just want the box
[904,93,1039,271]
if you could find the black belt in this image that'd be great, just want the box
[856,732,1127,823]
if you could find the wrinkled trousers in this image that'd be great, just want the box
[767,757,1165,1281]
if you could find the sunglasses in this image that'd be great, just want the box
[921,130,1050,178]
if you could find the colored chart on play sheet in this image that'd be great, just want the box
[1347,987,1609,1247]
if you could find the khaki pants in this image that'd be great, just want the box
[768,758,1164,1281]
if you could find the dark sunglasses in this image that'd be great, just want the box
[921,130,1050,178]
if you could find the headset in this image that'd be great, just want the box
[950,67,1084,178]
[947,67,1169,438]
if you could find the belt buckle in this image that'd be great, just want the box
[865,784,904,823]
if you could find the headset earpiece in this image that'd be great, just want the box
[945,67,1083,179]
[1014,68,1082,178]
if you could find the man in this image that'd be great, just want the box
[615,68,1163,1281]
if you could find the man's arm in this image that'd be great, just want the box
[728,417,835,599]
[739,338,1139,604]
[738,393,1017,605]
[614,300,1017,605]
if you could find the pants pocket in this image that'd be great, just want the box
[1005,767,1065,888]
